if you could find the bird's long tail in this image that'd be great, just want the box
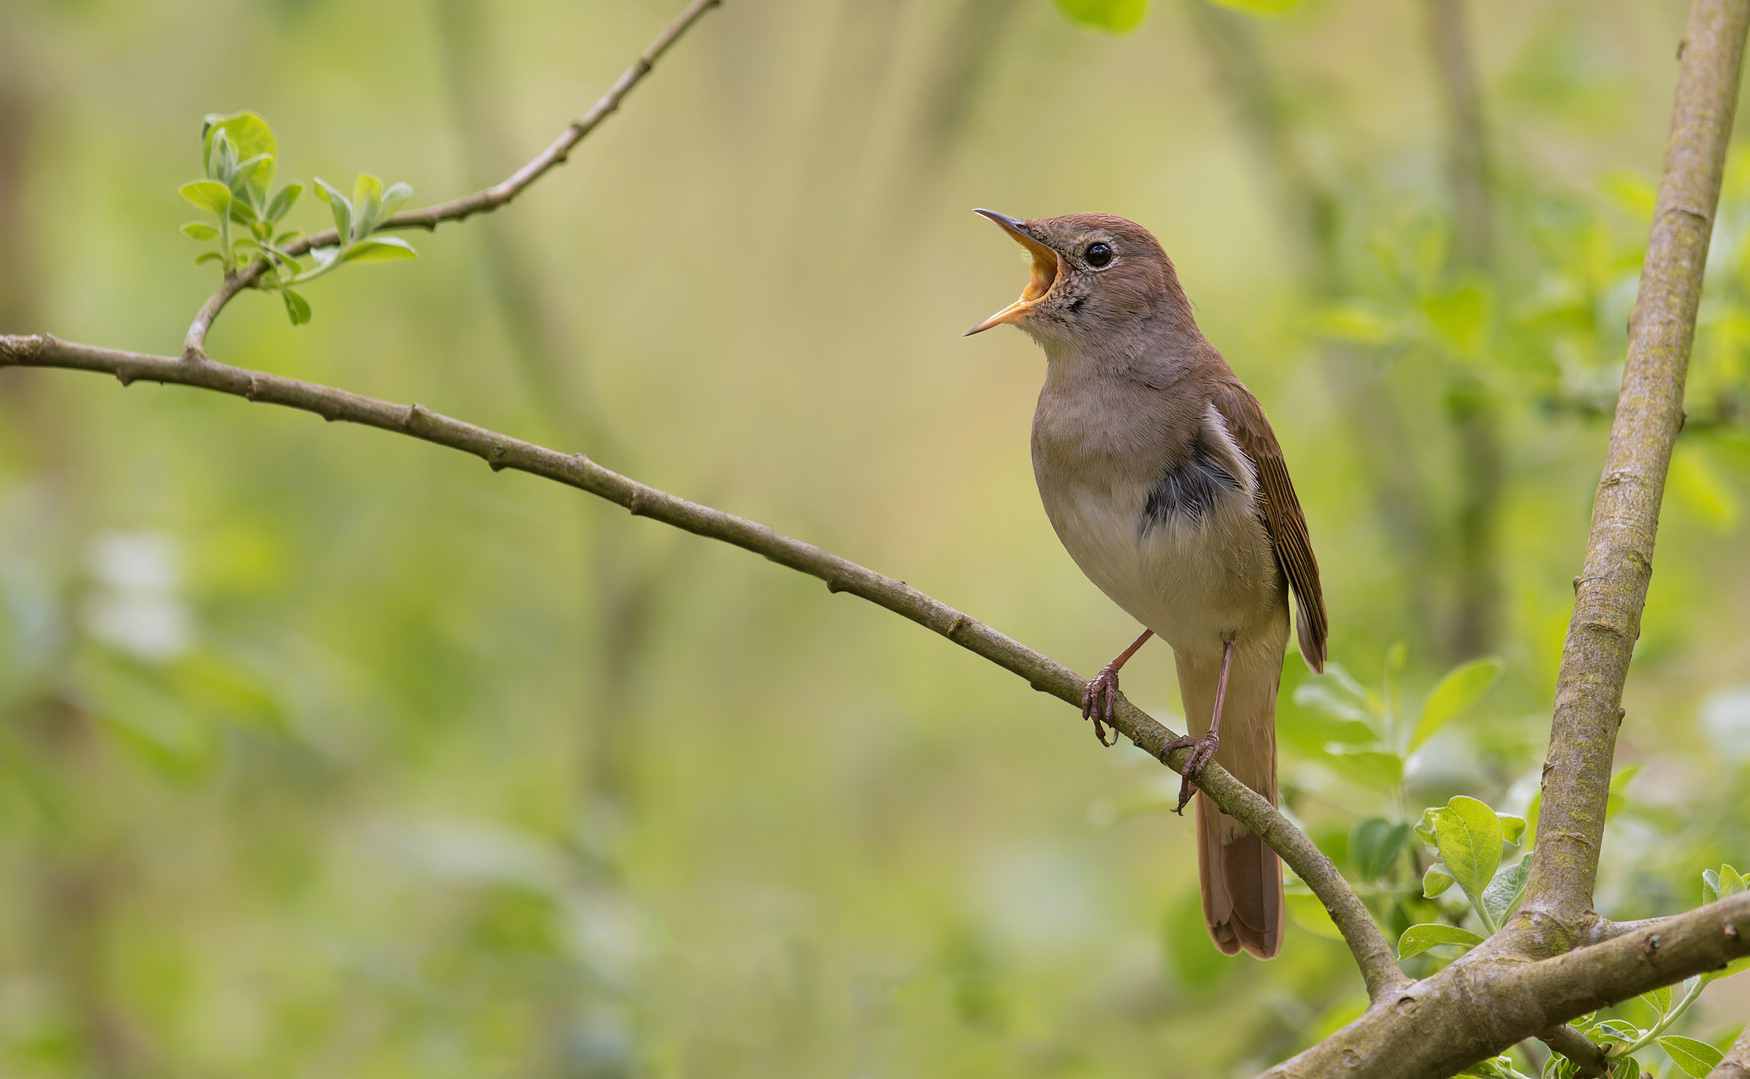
[1176,648,1283,959]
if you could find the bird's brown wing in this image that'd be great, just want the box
[1212,380,1328,672]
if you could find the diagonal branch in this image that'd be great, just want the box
[1522,0,1750,925]
[182,0,721,357]
[0,330,1408,1003]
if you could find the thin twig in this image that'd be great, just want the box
[181,0,721,357]
[0,329,1408,1003]
[1522,0,1750,926]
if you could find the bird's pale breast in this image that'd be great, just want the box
[1032,391,1288,664]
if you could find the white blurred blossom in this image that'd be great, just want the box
[81,530,191,661]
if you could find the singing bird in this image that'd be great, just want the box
[966,210,1326,958]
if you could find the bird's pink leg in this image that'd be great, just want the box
[1164,638,1233,813]
[1081,628,1155,746]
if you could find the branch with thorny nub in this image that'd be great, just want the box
[5,0,1750,1074]
[0,329,1405,1005]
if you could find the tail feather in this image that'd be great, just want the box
[1177,646,1284,959]
[1196,793,1283,957]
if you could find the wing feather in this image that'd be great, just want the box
[1211,380,1328,672]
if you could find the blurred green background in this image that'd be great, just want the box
[2,0,1749,1075]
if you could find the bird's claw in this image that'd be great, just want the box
[1080,665,1122,747]
[1162,731,1220,814]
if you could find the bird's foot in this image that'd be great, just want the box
[1080,665,1123,747]
[1161,731,1220,814]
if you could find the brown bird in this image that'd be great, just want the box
[966,210,1326,958]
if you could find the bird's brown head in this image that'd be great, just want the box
[966,210,1192,347]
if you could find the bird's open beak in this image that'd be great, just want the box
[966,209,1060,336]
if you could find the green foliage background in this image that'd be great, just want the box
[0,0,1747,1075]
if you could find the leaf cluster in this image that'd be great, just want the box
[1285,649,1501,916]
[1454,864,1748,1078]
[180,111,416,325]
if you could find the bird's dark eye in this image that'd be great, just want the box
[1085,241,1114,268]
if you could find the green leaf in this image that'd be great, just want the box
[1278,705,1377,757]
[207,128,236,182]
[194,251,224,266]
[1590,1018,1642,1043]
[1606,764,1641,823]
[1419,279,1492,358]
[1414,809,1437,848]
[1600,168,1658,219]
[1609,1057,1641,1079]
[1424,795,1504,906]
[313,177,353,241]
[1410,658,1502,751]
[1312,299,1400,344]
[202,111,276,195]
[180,221,219,241]
[1053,0,1148,33]
[1351,818,1412,880]
[1657,1035,1723,1077]
[1293,679,1375,726]
[1719,863,1746,898]
[258,240,300,272]
[352,172,385,235]
[229,153,273,204]
[380,180,413,220]
[265,182,303,224]
[1323,748,1404,791]
[179,179,233,216]
[1638,983,1671,1017]
[1423,863,1456,899]
[1669,444,1742,529]
[1499,814,1527,846]
[1480,857,1530,925]
[282,289,311,326]
[340,236,418,264]
[1397,923,1483,959]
